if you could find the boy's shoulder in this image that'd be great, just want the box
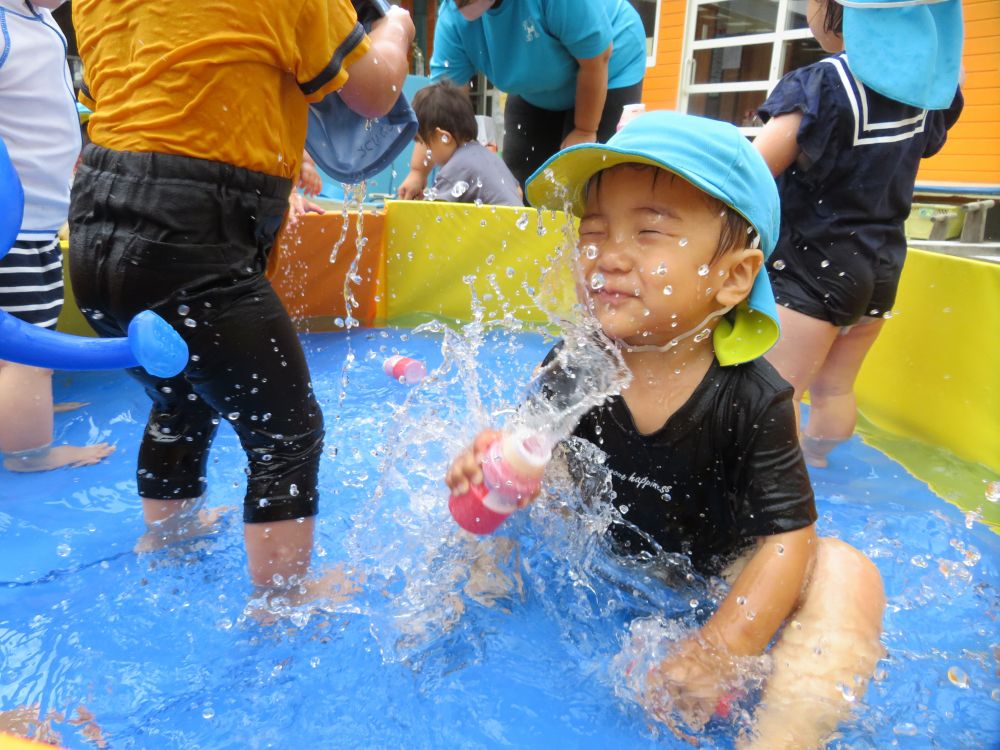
[713,356,794,407]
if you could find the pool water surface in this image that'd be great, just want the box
[1,329,997,749]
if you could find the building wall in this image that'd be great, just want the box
[918,0,1000,185]
[641,1,1000,186]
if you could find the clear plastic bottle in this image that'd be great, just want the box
[448,331,630,534]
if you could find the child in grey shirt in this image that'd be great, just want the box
[410,81,522,207]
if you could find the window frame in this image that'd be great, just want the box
[678,0,818,135]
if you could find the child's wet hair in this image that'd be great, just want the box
[411,81,478,146]
[823,0,844,34]
[585,164,757,261]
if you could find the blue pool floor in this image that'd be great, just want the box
[0,329,997,749]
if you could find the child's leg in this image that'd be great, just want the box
[739,538,885,750]
[0,360,114,471]
[801,318,885,466]
[765,307,840,429]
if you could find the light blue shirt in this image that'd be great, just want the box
[430,0,646,111]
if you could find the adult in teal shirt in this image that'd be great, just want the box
[399,0,646,196]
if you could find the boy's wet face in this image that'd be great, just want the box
[577,165,731,347]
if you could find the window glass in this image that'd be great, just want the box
[694,0,779,40]
[781,37,827,75]
[693,43,772,85]
[688,90,768,127]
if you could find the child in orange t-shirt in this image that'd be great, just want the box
[68,0,413,590]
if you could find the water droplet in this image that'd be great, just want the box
[56,543,71,557]
[736,596,747,606]
[177,304,190,316]
[290,484,300,497]
[450,181,469,198]
[893,722,919,736]
[160,386,173,394]
[697,264,709,277]
[678,237,689,247]
[772,259,786,270]
[583,243,599,260]
[693,328,712,343]
[590,272,606,290]
[227,411,240,420]
[653,262,668,276]
[662,285,673,296]
[202,707,215,720]
[259,498,270,508]
[310,656,320,668]
[947,666,969,688]
[618,504,629,514]
[688,598,699,608]
[837,683,856,702]
[910,555,928,568]
[505,267,516,278]
[515,213,530,231]
[985,480,1000,503]
[184,318,197,328]
[775,543,785,555]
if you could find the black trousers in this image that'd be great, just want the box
[69,145,324,524]
[501,80,645,187]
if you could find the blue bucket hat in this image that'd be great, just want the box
[840,0,963,110]
[525,110,781,366]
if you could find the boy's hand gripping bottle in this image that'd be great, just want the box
[448,431,553,535]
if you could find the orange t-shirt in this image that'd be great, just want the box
[73,0,370,180]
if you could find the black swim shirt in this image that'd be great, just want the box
[559,351,817,573]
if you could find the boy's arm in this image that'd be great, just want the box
[752,111,803,177]
[702,524,816,656]
[645,525,816,730]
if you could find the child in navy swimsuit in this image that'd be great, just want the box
[753,0,963,467]
[447,110,886,749]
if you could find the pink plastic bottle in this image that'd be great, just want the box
[383,355,426,384]
[448,431,552,534]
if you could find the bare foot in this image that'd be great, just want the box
[53,401,90,413]
[800,435,844,469]
[3,443,115,472]
[134,505,230,553]
[246,564,363,625]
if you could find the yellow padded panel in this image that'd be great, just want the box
[855,249,1000,473]
[382,201,577,328]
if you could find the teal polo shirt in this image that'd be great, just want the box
[430,0,647,112]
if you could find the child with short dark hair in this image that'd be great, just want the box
[409,80,522,207]
[447,111,885,749]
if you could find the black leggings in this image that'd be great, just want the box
[69,145,323,524]
[501,80,644,187]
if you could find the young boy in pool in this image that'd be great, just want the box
[410,80,522,206]
[68,0,413,589]
[446,111,885,749]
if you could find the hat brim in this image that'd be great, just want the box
[526,144,780,366]
[842,2,963,110]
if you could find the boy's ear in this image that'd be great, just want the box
[714,248,763,309]
[434,127,456,144]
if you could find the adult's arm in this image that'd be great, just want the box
[561,44,613,149]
